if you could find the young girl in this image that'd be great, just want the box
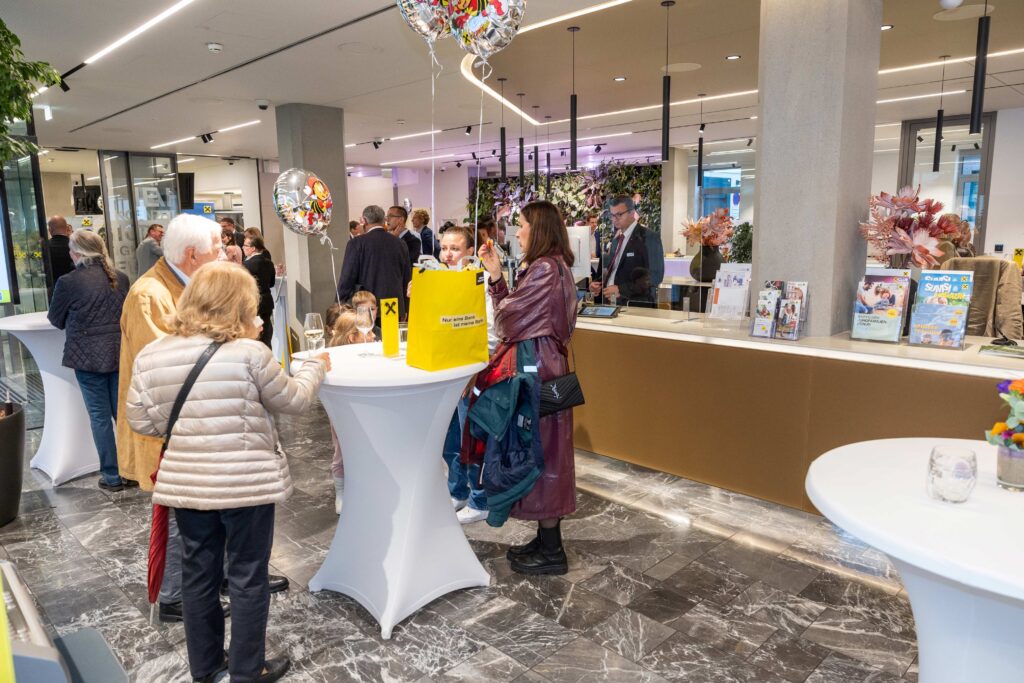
[439,226,497,524]
[326,307,376,513]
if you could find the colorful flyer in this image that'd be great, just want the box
[916,270,974,307]
[908,303,969,349]
[775,299,802,340]
[784,281,808,321]
[851,272,910,343]
[751,289,780,338]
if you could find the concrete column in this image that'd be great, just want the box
[660,147,688,253]
[275,104,350,334]
[753,0,882,336]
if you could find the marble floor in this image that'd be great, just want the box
[1,405,919,682]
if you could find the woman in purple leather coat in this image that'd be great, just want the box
[478,200,578,575]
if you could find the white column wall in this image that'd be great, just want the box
[985,107,1024,253]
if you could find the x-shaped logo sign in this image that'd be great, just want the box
[384,301,397,316]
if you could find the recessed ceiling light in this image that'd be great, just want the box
[726,54,741,61]
[880,24,894,31]
[750,115,758,120]
[613,76,627,82]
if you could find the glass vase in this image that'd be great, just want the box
[997,446,1024,492]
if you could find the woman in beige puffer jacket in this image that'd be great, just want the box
[126,261,329,683]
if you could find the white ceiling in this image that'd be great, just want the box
[8,0,1024,170]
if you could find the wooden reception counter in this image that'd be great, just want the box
[571,309,1017,514]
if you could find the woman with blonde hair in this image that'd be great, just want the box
[126,261,329,683]
[48,229,132,491]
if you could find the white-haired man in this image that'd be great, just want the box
[116,213,289,623]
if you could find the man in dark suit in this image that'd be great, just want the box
[242,233,277,347]
[588,196,664,306]
[387,206,420,270]
[338,205,413,320]
[46,215,75,283]
[586,211,603,282]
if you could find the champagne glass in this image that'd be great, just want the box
[355,306,375,356]
[303,313,325,352]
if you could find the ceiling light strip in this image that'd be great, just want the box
[519,0,633,33]
[379,153,454,165]
[879,47,1024,75]
[150,119,260,149]
[85,0,197,64]
[877,89,965,104]
[388,129,443,141]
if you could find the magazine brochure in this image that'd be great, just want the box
[909,270,974,349]
[708,263,752,320]
[775,299,802,340]
[784,281,808,321]
[851,271,910,343]
[751,289,780,338]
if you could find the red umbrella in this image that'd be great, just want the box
[147,459,169,621]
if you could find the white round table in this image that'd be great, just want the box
[298,343,489,639]
[806,438,1024,683]
[0,312,99,485]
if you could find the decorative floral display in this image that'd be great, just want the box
[859,185,972,268]
[682,208,734,248]
[985,379,1024,450]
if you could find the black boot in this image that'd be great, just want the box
[506,526,542,560]
[510,522,567,575]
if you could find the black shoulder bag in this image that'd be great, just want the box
[539,261,585,416]
[158,342,224,469]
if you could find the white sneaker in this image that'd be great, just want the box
[456,506,488,524]
[335,497,342,515]
[451,497,468,512]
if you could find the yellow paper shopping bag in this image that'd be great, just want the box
[407,268,489,371]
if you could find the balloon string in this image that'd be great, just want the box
[429,40,440,250]
[473,59,492,256]
[320,234,340,304]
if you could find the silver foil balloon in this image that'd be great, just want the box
[396,0,452,43]
[448,0,525,60]
[273,168,333,237]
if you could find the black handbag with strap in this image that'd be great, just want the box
[539,261,585,417]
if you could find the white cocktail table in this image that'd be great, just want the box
[806,438,1024,683]
[0,312,99,485]
[300,343,488,638]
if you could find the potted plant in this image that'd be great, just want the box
[729,221,753,264]
[858,185,964,270]
[0,18,61,160]
[683,208,733,282]
[0,397,25,527]
[985,379,1024,492]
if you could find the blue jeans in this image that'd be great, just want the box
[442,397,487,511]
[74,369,121,486]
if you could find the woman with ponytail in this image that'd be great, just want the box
[48,229,133,491]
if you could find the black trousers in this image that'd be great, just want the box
[259,318,273,348]
[175,504,275,682]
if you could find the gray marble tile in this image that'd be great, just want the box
[578,564,660,606]
[627,586,699,625]
[461,596,580,667]
[727,582,827,637]
[532,637,670,683]
[804,652,905,683]
[799,573,915,636]
[701,539,820,595]
[904,657,918,682]
[497,575,621,633]
[748,631,833,683]
[668,601,777,657]
[0,509,62,544]
[438,647,527,682]
[660,558,754,605]
[583,608,675,661]
[642,553,694,582]
[513,671,553,683]
[638,632,787,683]
[803,608,917,675]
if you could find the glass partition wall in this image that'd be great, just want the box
[99,151,179,281]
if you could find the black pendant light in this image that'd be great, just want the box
[568,26,580,171]
[532,105,541,192]
[969,3,990,134]
[933,56,948,174]
[697,94,706,190]
[498,77,508,181]
[661,1,675,162]
[517,93,526,181]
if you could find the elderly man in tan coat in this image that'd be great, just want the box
[116,213,290,623]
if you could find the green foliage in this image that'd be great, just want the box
[0,19,60,161]
[729,221,753,263]
[466,161,662,243]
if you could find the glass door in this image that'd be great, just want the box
[899,113,995,252]
[99,151,179,281]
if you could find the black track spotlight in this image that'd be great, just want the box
[917,135,924,143]
[952,144,957,152]
[201,133,214,144]
[471,151,477,160]
[974,142,980,150]
[528,152,533,160]
[746,138,753,147]
[465,126,472,135]
[594,145,602,153]
[372,140,381,150]
[699,123,705,135]
[59,78,70,92]
[491,149,496,156]
[456,161,462,168]
[560,149,565,158]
